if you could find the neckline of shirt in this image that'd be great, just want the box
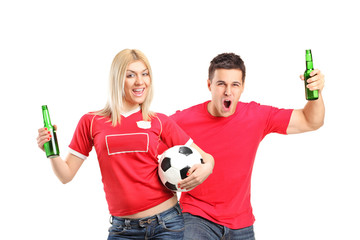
[122,107,141,118]
[202,100,243,120]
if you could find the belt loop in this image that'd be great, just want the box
[156,214,163,225]
[175,202,182,215]
[125,219,131,229]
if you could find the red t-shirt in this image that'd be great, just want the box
[161,101,293,229]
[69,109,192,216]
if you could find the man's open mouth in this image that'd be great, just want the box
[223,99,232,110]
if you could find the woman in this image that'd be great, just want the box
[36,49,214,239]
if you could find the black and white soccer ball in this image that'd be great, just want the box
[158,145,204,192]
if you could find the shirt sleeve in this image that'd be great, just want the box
[68,114,94,160]
[157,114,192,153]
[263,105,293,136]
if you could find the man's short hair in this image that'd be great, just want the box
[208,53,246,83]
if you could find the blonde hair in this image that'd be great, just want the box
[96,49,154,126]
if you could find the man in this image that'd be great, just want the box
[161,52,325,239]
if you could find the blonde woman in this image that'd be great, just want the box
[36,49,214,239]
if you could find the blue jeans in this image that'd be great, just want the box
[107,203,184,239]
[183,213,255,240]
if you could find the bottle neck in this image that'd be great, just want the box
[305,50,313,70]
[42,108,52,127]
[306,61,313,70]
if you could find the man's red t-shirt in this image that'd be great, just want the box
[160,101,293,229]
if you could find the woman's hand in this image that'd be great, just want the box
[178,161,213,191]
[178,143,214,191]
[36,125,57,151]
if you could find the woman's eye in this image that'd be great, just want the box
[142,72,149,76]
[127,73,135,78]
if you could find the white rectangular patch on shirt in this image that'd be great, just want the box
[105,133,149,155]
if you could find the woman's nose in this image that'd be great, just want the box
[135,75,144,85]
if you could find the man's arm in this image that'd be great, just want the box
[287,69,325,134]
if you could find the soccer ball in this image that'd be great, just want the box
[158,145,204,192]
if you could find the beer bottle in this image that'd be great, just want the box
[42,105,60,158]
[304,49,319,100]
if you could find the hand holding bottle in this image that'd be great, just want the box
[37,125,57,152]
[300,69,325,96]
[40,105,60,158]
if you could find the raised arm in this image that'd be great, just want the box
[37,126,84,184]
[287,69,325,134]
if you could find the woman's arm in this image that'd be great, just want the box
[37,127,84,184]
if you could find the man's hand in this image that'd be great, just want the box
[301,69,325,92]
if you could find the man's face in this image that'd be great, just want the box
[207,68,244,117]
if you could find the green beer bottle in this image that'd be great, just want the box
[304,49,319,100]
[42,105,60,158]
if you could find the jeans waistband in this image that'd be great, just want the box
[110,203,182,228]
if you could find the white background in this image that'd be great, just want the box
[1,0,359,239]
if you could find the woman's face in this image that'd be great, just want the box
[123,60,151,112]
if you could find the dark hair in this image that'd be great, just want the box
[208,53,246,83]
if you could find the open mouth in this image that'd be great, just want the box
[132,88,145,96]
[223,99,232,110]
